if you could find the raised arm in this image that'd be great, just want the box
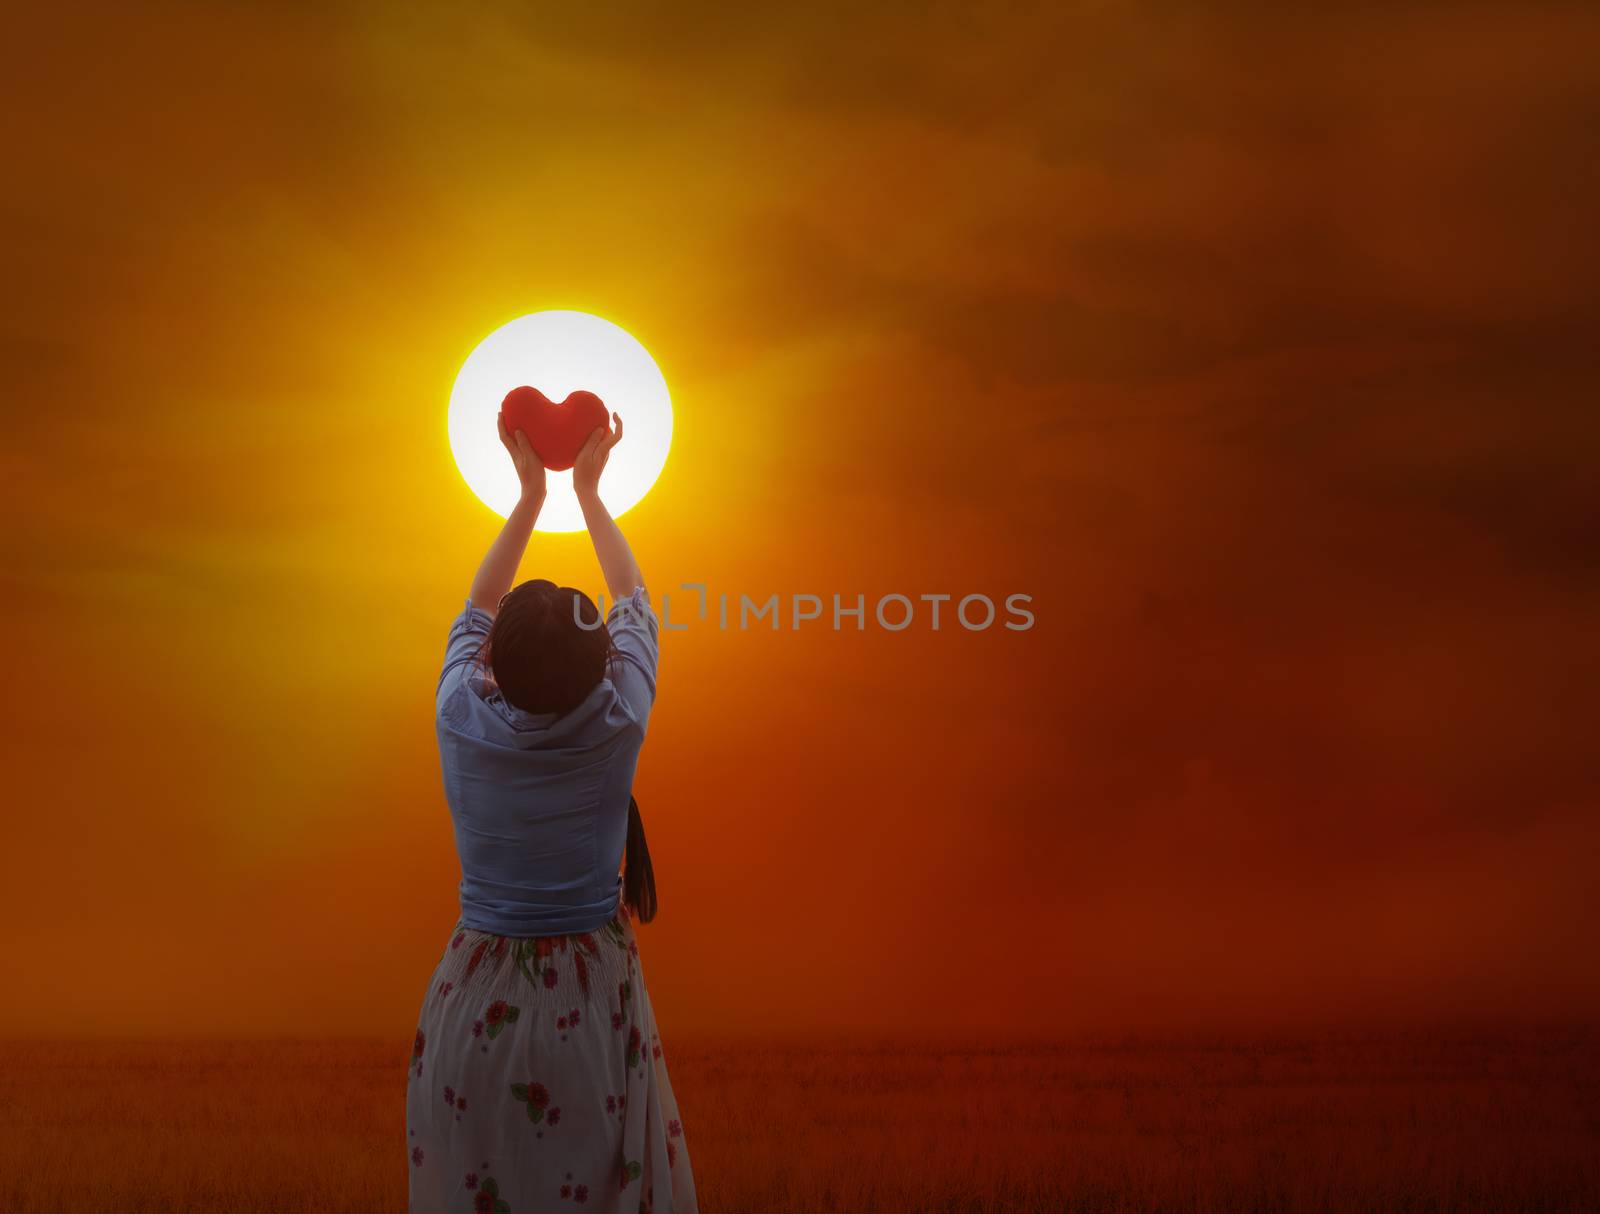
[573,412,644,601]
[468,413,547,614]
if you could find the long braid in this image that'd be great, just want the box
[622,795,657,924]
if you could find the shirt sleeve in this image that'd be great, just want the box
[438,598,494,705]
[607,585,660,727]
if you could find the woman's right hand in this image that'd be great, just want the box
[572,412,623,501]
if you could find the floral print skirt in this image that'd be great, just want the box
[406,905,697,1214]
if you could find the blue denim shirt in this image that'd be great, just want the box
[435,586,659,936]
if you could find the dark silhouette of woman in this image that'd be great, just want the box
[407,412,696,1213]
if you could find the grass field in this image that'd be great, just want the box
[0,1031,1595,1212]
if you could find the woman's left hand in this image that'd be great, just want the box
[498,411,547,500]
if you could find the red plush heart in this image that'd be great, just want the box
[499,386,609,472]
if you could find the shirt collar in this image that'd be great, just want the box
[466,665,614,734]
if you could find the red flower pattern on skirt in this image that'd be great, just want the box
[407,911,695,1211]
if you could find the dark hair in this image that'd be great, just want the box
[480,579,658,924]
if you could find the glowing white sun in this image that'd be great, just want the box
[448,311,673,530]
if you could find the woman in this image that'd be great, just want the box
[406,411,697,1214]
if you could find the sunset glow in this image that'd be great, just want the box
[2,1,1596,1050]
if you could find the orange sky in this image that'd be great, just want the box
[2,2,1597,1040]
